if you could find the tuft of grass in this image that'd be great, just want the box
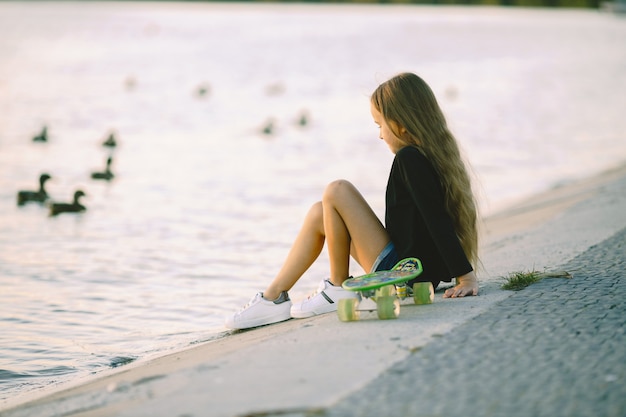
[501,270,543,291]
[501,270,573,291]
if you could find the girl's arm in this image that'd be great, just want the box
[396,148,473,279]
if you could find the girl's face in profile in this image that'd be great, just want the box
[370,103,406,154]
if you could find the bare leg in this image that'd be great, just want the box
[323,180,389,285]
[264,180,389,300]
[264,202,325,300]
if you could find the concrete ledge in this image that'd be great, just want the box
[3,162,626,417]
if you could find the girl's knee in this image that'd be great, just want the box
[323,179,355,202]
[306,201,323,222]
[304,202,324,235]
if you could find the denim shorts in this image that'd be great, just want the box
[370,242,399,273]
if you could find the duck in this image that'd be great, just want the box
[297,110,309,127]
[261,119,275,136]
[195,83,211,98]
[32,126,48,142]
[124,76,137,91]
[49,190,86,216]
[17,173,52,206]
[91,156,114,181]
[265,82,285,96]
[102,132,117,148]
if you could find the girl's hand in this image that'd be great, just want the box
[443,271,479,298]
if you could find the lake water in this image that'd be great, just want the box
[1,2,625,405]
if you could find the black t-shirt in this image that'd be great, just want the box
[385,146,473,283]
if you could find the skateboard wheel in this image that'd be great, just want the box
[376,296,400,320]
[338,298,360,322]
[375,284,397,300]
[413,282,434,305]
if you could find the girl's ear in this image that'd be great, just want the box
[394,122,419,145]
[389,120,407,138]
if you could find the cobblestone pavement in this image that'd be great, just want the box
[324,227,626,417]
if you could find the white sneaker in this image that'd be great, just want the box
[225,291,292,330]
[290,279,357,318]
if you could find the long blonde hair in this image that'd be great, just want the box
[371,72,479,266]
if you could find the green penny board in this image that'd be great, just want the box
[342,257,423,292]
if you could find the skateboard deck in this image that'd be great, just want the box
[338,257,433,321]
[342,257,423,291]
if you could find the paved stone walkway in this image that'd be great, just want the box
[325,227,626,417]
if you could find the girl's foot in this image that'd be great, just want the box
[225,291,292,330]
[290,279,357,318]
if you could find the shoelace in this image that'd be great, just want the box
[305,280,328,300]
[237,293,261,313]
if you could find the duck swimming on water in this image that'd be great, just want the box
[49,190,86,216]
[32,126,48,142]
[297,110,309,127]
[17,173,52,206]
[102,133,117,148]
[91,157,114,181]
[261,119,275,136]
